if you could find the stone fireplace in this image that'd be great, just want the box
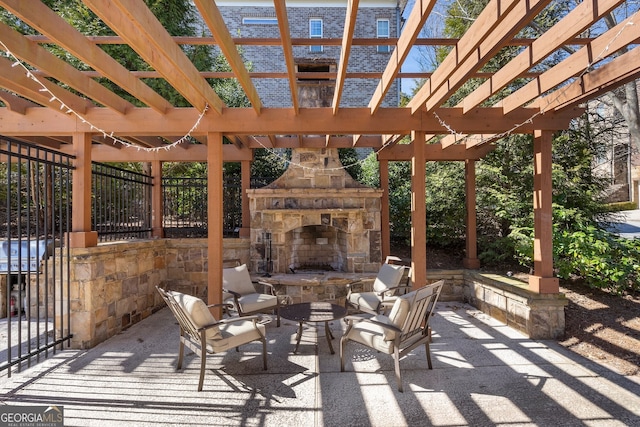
[247,148,383,274]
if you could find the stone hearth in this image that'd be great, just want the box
[247,148,383,274]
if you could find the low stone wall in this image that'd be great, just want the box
[63,240,167,348]
[57,238,250,349]
[463,271,568,339]
[427,269,465,301]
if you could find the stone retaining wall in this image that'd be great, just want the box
[463,271,568,339]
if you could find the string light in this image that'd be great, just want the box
[250,135,399,172]
[0,39,208,152]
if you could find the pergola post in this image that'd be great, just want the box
[411,132,427,288]
[207,132,224,314]
[379,159,391,261]
[239,160,251,238]
[463,159,481,269]
[151,160,164,238]
[529,130,559,293]
[69,132,97,248]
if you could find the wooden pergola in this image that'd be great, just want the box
[0,0,639,307]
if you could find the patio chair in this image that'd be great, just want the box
[340,280,444,392]
[157,287,268,392]
[223,263,281,327]
[344,256,412,315]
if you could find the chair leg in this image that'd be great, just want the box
[394,347,403,392]
[339,336,347,372]
[262,337,268,370]
[426,328,433,369]
[197,349,206,392]
[177,338,185,370]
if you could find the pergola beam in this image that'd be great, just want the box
[368,0,437,114]
[461,0,625,114]
[274,0,300,114]
[0,106,582,136]
[82,0,224,114]
[501,14,640,114]
[407,0,550,114]
[332,0,359,115]
[0,56,94,114]
[534,45,640,112]
[0,21,133,114]
[193,0,262,114]
[1,0,172,115]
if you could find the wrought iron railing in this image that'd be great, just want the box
[92,163,153,241]
[1,135,73,375]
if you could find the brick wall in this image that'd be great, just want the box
[215,3,401,107]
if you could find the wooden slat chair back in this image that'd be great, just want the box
[157,286,268,391]
[340,280,444,392]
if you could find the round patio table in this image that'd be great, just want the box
[280,302,347,354]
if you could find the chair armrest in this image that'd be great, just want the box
[218,314,261,325]
[345,280,366,293]
[206,302,234,310]
[380,284,412,297]
[222,288,242,299]
[196,322,222,333]
[344,314,403,333]
[365,318,403,334]
[343,314,373,324]
[256,280,277,296]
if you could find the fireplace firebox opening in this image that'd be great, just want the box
[285,225,347,272]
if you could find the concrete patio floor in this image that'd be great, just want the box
[1,301,639,427]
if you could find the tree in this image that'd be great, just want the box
[406,0,640,292]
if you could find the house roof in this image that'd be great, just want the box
[0,0,638,162]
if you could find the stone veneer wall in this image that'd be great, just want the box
[55,238,250,349]
[463,271,568,339]
[247,188,384,274]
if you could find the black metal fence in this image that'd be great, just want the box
[1,136,73,376]
[162,175,243,238]
[92,163,153,242]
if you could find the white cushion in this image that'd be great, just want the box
[372,263,405,294]
[344,315,395,354]
[206,320,266,353]
[345,291,413,353]
[232,293,278,313]
[347,292,382,313]
[223,264,257,295]
[171,291,221,340]
[385,293,412,340]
